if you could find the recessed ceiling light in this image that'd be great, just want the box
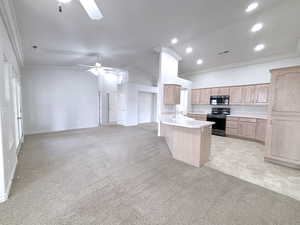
[186,47,193,54]
[57,0,72,3]
[197,59,203,65]
[251,23,263,32]
[246,2,259,13]
[254,44,265,52]
[171,38,178,45]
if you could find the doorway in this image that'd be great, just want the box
[138,92,156,124]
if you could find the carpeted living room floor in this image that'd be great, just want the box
[0,124,299,225]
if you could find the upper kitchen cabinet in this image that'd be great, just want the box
[191,89,201,105]
[191,88,210,105]
[266,66,300,169]
[191,83,270,105]
[229,86,242,104]
[200,88,211,104]
[211,87,229,96]
[164,84,181,105]
[255,84,269,105]
[241,85,256,105]
[219,87,230,96]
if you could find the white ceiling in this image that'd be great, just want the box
[14,0,300,78]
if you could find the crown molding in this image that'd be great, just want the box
[180,52,300,77]
[0,0,24,66]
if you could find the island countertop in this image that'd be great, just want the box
[160,115,214,129]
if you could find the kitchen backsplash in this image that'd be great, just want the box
[192,105,268,115]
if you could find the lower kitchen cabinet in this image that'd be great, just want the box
[256,119,267,142]
[238,121,256,139]
[226,127,239,136]
[226,116,267,143]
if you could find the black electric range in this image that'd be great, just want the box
[207,107,230,136]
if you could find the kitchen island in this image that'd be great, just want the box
[160,116,214,167]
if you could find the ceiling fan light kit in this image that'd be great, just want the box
[79,0,103,20]
[56,0,103,20]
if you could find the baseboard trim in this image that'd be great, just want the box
[264,156,300,170]
[0,192,8,203]
[0,156,18,203]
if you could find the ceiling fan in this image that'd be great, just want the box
[57,0,103,20]
[78,56,126,77]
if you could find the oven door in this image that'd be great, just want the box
[207,115,226,136]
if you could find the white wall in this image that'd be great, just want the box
[22,67,99,134]
[119,83,158,126]
[0,10,21,202]
[184,57,300,88]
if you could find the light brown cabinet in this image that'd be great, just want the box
[226,116,267,143]
[229,86,242,104]
[255,84,269,104]
[191,83,270,105]
[219,87,230,96]
[256,119,267,142]
[266,66,300,169]
[164,84,181,105]
[191,89,201,105]
[238,121,256,139]
[211,87,230,96]
[241,85,256,105]
[211,88,219,96]
[200,89,211,104]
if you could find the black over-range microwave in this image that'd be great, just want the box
[210,95,230,105]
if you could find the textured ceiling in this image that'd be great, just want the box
[14,0,300,78]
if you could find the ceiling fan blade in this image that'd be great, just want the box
[79,0,103,20]
[78,64,95,68]
[102,67,126,73]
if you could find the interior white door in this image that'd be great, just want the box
[16,81,23,144]
[108,92,118,123]
[138,92,154,124]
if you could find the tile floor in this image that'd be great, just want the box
[207,135,300,201]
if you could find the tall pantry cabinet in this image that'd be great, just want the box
[266,66,300,169]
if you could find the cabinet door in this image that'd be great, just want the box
[255,84,269,104]
[174,85,181,104]
[218,87,230,96]
[211,88,219,96]
[229,86,242,104]
[241,86,255,105]
[191,89,197,105]
[256,119,267,142]
[239,122,256,139]
[164,84,181,105]
[226,128,238,136]
[270,119,300,161]
[200,89,211,104]
[191,89,201,105]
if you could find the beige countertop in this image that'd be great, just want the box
[160,115,214,129]
[187,112,208,115]
[227,114,268,119]
[188,112,268,120]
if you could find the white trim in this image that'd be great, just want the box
[180,53,300,77]
[0,0,24,66]
[0,157,17,203]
